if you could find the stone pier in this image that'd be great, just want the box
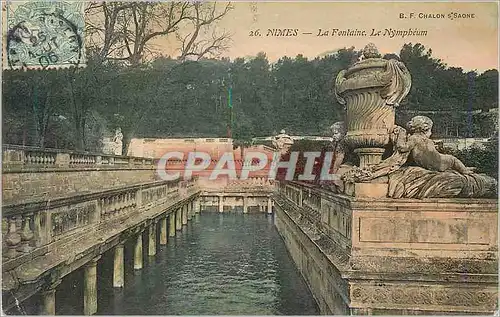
[182,205,188,225]
[160,216,168,245]
[148,223,156,256]
[134,233,143,270]
[176,208,182,230]
[187,201,193,220]
[40,280,61,315]
[113,243,124,288]
[194,199,200,214]
[243,196,248,214]
[84,257,100,315]
[169,214,176,237]
[218,196,223,213]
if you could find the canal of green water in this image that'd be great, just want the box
[42,212,319,315]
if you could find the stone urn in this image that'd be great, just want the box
[334,43,412,168]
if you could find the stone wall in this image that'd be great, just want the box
[2,145,159,204]
[274,181,498,315]
[2,169,158,205]
[2,177,200,310]
[274,200,350,314]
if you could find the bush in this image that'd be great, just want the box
[445,141,498,179]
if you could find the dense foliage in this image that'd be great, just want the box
[448,141,498,179]
[2,43,498,154]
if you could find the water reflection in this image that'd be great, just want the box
[56,212,319,315]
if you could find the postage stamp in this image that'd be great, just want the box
[4,1,85,69]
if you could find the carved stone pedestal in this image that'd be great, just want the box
[274,185,498,315]
[353,148,385,168]
[347,183,388,198]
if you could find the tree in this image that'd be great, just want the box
[65,59,121,150]
[3,69,68,147]
[85,2,233,66]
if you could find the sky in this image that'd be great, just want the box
[170,1,499,72]
[2,1,498,72]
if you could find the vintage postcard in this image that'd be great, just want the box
[1,1,498,316]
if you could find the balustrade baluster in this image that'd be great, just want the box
[108,196,113,216]
[113,195,118,214]
[108,197,113,218]
[116,195,121,214]
[102,198,109,219]
[119,194,125,212]
[18,215,34,253]
[126,193,132,212]
[5,217,21,259]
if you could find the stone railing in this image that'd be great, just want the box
[277,180,499,259]
[276,181,353,254]
[196,176,274,193]
[274,180,498,315]
[2,144,156,171]
[2,145,163,205]
[2,177,198,271]
[226,177,273,189]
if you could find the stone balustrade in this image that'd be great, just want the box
[2,145,162,205]
[226,177,273,190]
[1,145,273,314]
[3,144,156,171]
[1,177,198,272]
[274,180,498,315]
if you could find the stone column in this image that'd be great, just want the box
[169,214,176,237]
[176,208,182,230]
[182,205,188,225]
[187,201,193,221]
[218,196,223,213]
[267,197,273,214]
[243,196,248,214]
[40,280,61,315]
[84,256,100,315]
[113,243,125,288]
[148,223,156,256]
[194,199,200,214]
[134,233,143,270]
[160,216,168,245]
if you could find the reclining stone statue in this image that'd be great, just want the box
[397,116,473,174]
[342,115,497,198]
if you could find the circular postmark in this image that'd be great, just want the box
[6,2,85,69]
